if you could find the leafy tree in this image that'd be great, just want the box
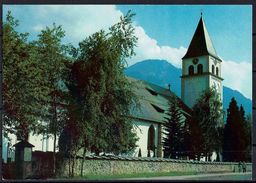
[32,23,70,175]
[192,88,224,161]
[4,12,70,175]
[59,11,139,176]
[162,95,185,159]
[223,98,251,162]
[3,12,51,140]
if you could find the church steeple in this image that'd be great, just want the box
[183,15,220,60]
[181,15,223,108]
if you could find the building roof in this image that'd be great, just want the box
[182,16,221,60]
[127,77,191,124]
[13,140,35,148]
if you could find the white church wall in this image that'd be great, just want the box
[182,76,209,108]
[5,131,56,159]
[2,134,16,162]
[182,56,209,75]
[28,133,56,152]
[209,75,223,103]
[132,120,159,157]
[209,56,222,77]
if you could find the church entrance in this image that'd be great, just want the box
[147,125,155,157]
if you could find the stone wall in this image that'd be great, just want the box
[59,156,252,177]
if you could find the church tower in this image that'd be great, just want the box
[181,15,223,108]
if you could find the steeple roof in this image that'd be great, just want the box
[183,16,221,60]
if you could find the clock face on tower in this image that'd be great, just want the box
[192,58,199,65]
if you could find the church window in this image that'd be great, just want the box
[216,67,219,76]
[188,65,194,75]
[197,64,203,74]
[212,65,215,74]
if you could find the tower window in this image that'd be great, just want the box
[189,65,194,75]
[197,64,203,74]
[216,67,219,76]
[212,65,215,75]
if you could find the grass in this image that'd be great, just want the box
[71,171,199,180]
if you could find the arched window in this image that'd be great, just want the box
[216,67,219,76]
[188,65,194,75]
[212,65,215,75]
[197,64,203,74]
[147,125,155,157]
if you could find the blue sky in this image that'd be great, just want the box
[2,5,252,99]
[118,5,252,63]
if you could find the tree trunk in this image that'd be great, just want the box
[72,152,76,177]
[68,154,71,177]
[71,156,74,177]
[80,148,86,177]
[53,93,58,176]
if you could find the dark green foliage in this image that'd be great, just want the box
[223,98,251,162]
[162,95,185,159]
[244,115,252,161]
[3,10,138,178]
[191,88,224,160]
[182,117,195,159]
[62,11,138,158]
[3,12,50,139]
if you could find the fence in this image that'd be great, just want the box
[58,155,252,177]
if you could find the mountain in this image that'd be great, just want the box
[125,59,252,117]
[125,59,182,97]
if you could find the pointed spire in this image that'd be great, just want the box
[182,15,220,60]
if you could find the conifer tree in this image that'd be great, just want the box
[223,98,248,162]
[244,114,252,161]
[162,95,185,159]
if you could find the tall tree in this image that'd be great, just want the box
[32,23,69,175]
[162,95,185,159]
[192,88,224,161]
[59,11,139,176]
[3,12,51,140]
[223,98,248,162]
[244,114,252,162]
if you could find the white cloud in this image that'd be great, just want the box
[13,5,123,45]
[4,5,252,99]
[222,60,252,99]
[127,26,187,68]
[32,24,44,32]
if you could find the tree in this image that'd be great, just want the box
[32,23,69,175]
[244,114,252,162]
[162,95,185,159]
[59,11,139,176]
[3,12,51,140]
[223,98,251,162]
[192,88,224,161]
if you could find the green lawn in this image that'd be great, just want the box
[71,171,199,180]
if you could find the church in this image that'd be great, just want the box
[130,14,223,159]
[3,15,223,162]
